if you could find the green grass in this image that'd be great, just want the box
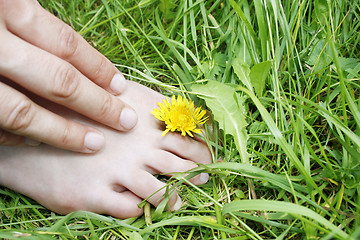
[1,0,360,239]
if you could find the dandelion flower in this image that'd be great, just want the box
[151,95,208,137]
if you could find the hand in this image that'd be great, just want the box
[0,0,138,153]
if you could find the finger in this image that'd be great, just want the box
[161,133,212,165]
[122,170,182,211]
[147,150,210,185]
[0,82,105,153]
[3,0,126,95]
[0,31,137,132]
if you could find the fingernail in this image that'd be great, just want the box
[172,195,183,211]
[120,108,138,130]
[200,173,209,184]
[110,73,127,94]
[25,137,41,146]
[84,132,105,151]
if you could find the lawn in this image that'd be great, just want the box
[1,0,360,239]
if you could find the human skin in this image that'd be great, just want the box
[0,81,212,218]
[0,0,137,153]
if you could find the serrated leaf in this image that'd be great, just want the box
[306,39,333,72]
[202,61,222,79]
[192,81,249,163]
[232,58,253,92]
[338,57,360,78]
[249,61,272,97]
[338,57,360,70]
[213,52,227,67]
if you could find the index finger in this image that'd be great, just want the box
[3,0,126,95]
[0,29,138,132]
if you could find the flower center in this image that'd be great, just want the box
[171,107,193,125]
[178,113,190,123]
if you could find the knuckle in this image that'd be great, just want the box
[1,0,38,25]
[50,63,78,99]
[57,24,79,60]
[58,120,73,146]
[92,56,108,82]
[98,94,116,120]
[5,98,34,132]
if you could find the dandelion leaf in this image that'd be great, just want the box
[232,58,253,92]
[214,52,227,68]
[202,53,227,79]
[338,57,360,78]
[249,60,272,97]
[306,39,333,72]
[233,59,272,97]
[192,81,249,163]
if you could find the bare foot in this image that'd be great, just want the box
[0,81,212,218]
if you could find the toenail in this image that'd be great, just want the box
[120,108,138,130]
[200,173,209,184]
[84,132,105,151]
[172,195,183,211]
[110,73,127,94]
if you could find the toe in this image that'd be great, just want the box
[97,190,144,219]
[122,170,180,211]
[160,133,212,165]
[147,150,209,185]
